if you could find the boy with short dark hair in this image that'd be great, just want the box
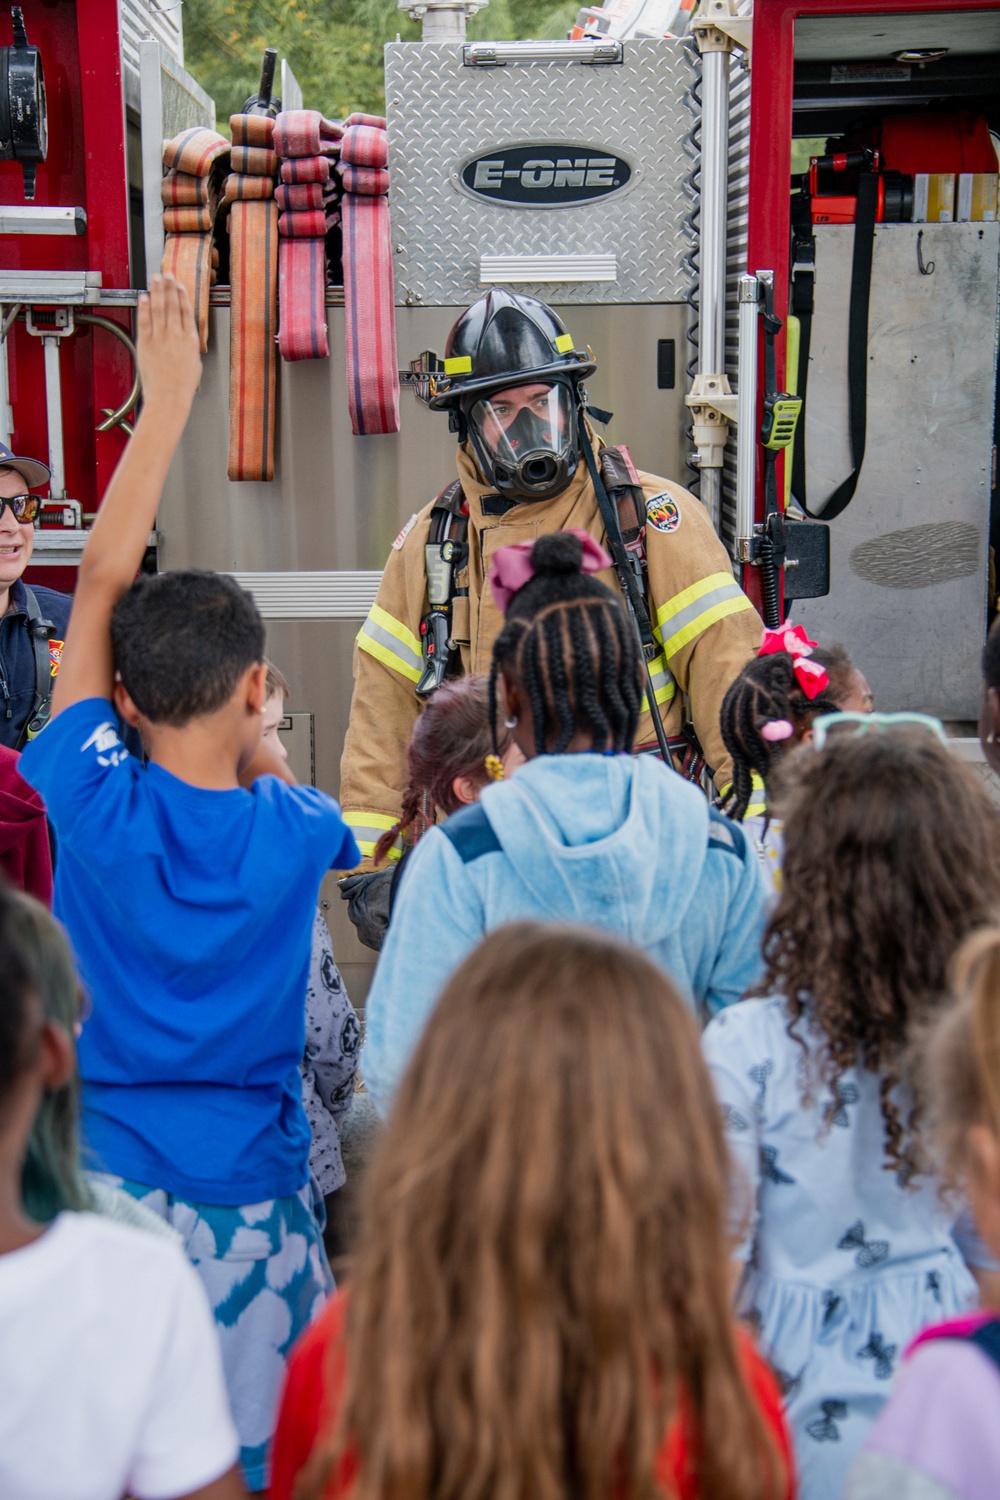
[19,276,359,1494]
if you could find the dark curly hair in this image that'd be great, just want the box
[488,532,643,757]
[754,728,1000,1183]
[719,652,839,821]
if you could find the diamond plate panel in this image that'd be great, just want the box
[386,40,695,306]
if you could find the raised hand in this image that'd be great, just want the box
[135,273,202,424]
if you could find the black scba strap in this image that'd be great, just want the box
[18,584,56,749]
[418,482,470,699]
[791,170,878,521]
[578,423,674,765]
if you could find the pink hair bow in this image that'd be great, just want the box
[488,529,612,614]
[757,623,830,701]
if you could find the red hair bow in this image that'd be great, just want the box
[757,623,830,701]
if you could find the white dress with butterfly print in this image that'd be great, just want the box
[702,995,976,1500]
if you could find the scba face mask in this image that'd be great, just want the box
[466,383,578,501]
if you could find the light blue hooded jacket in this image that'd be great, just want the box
[362,752,768,1116]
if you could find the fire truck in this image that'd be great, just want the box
[1,0,998,994]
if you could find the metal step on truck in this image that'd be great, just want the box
[1,0,998,998]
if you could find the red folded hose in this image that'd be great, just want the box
[340,116,399,435]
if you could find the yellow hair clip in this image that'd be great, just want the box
[484,753,504,782]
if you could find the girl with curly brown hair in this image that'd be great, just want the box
[270,923,794,1500]
[702,723,1000,1500]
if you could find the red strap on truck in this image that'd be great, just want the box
[226,113,279,481]
[274,110,341,363]
[340,114,400,435]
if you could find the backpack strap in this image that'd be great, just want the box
[908,1313,1000,1375]
[418,481,469,699]
[971,1320,1000,1373]
[17,585,56,749]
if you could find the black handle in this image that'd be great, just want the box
[257,47,277,109]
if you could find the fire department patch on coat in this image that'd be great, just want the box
[646,492,681,533]
[48,640,64,677]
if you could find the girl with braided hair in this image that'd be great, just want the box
[718,629,844,895]
[361,530,768,1116]
[702,723,1000,1500]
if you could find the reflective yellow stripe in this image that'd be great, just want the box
[719,773,767,818]
[655,571,755,660]
[639,651,676,715]
[357,604,423,684]
[555,333,573,353]
[745,773,767,819]
[343,810,402,862]
[444,354,472,375]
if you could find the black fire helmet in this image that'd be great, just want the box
[426,290,595,411]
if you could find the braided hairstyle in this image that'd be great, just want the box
[373,676,510,866]
[719,652,839,821]
[488,532,643,758]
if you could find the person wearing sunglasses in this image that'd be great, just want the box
[0,446,72,750]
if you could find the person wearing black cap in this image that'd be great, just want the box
[0,444,71,749]
[338,291,763,946]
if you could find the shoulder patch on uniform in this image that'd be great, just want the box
[440,802,501,864]
[645,491,682,534]
[391,512,418,550]
[708,806,748,862]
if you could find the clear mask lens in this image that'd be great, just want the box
[470,384,569,464]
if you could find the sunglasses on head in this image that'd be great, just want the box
[811,710,948,751]
[0,493,40,524]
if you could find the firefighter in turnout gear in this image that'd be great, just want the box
[339,291,762,945]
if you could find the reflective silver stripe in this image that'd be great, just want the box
[657,578,750,657]
[640,653,676,713]
[357,614,423,681]
[649,656,675,695]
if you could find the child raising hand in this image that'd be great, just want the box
[19,276,359,1493]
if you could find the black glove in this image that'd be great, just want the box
[338,867,395,952]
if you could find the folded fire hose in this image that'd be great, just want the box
[159,128,230,353]
[340,114,400,435]
[159,106,402,471]
[226,112,280,481]
[273,111,343,362]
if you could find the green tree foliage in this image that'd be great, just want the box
[183,0,579,124]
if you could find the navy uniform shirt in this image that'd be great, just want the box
[0,578,72,750]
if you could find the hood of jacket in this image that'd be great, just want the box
[477,752,709,944]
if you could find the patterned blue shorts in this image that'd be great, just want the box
[91,1173,334,1492]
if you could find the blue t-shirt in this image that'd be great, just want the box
[20,698,360,1205]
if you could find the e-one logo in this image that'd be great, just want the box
[460,145,632,208]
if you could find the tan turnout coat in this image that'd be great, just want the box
[339,442,762,866]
